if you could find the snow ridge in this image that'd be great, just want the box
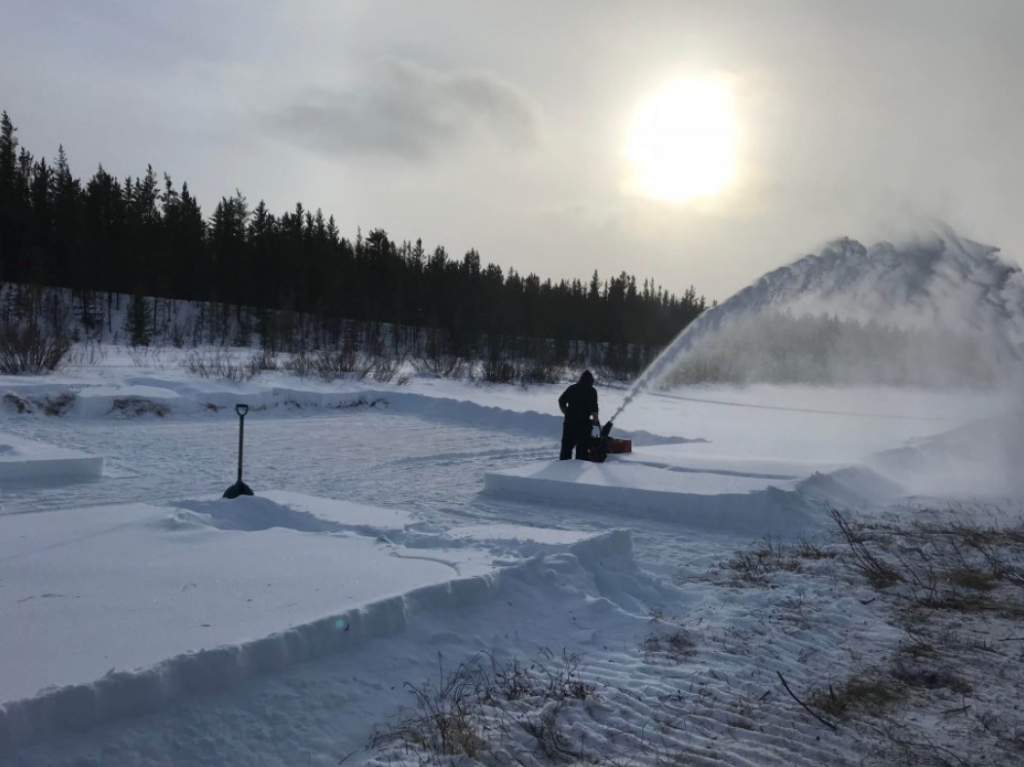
[1,376,687,445]
[0,526,633,755]
[0,562,500,752]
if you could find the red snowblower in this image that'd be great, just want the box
[587,421,632,463]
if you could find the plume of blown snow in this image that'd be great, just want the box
[611,227,1024,423]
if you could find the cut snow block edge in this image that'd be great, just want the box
[482,460,903,536]
[0,530,631,755]
[0,456,104,484]
[0,565,500,753]
[0,436,104,485]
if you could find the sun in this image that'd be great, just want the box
[624,76,739,203]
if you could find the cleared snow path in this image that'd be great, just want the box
[0,412,552,518]
[0,411,748,571]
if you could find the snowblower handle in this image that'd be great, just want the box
[235,404,249,417]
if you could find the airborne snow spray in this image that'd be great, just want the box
[610,229,1024,425]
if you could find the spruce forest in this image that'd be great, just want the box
[0,111,708,380]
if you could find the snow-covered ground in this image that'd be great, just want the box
[0,348,1022,766]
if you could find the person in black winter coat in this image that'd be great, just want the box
[558,370,599,460]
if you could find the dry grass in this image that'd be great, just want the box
[722,535,836,587]
[42,392,76,416]
[2,391,77,416]
[3,392,32,413]
[370,656,487,761]
[111,397,170,418]
[831,510,902,589]
[810,673,909,719]
[725,537,802,586]
[371,650,595,766]
[946,568,998,592]
[642,630,697,663]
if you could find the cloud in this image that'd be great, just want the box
[272,59,542,160]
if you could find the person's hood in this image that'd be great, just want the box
[579,370,594,386]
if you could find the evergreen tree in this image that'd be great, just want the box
[124,291,153,346]
[0,110,710,358]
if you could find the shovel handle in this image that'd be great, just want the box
[235,404,248,482]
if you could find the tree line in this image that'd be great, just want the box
[0,111,707,364]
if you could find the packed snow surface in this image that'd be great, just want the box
[0,489,597,751]
[0,348,1021,765]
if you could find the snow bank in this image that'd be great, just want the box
[1,372,696,444]
[483,459,823,536]
[483,453,917,535]
[0,434,103,484]
[796,465,906,508]
[0,568,504,753]
[0,491,602,754]
[867,410,1024,498]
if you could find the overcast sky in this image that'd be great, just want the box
[2,0,1021,301]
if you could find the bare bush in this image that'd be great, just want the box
[312,347,359,380]
[477,351,518,384]
[281,350,313,377]
[370,656,487,762]
[519,357,565,386]
[246,348,278,375]
[364,352,406,383]
[182,349,256,383]
[831,509,902,589]
[66,341,109,367]
[0,302,73,375]
[414,352,467,380]
[128,345,163,367]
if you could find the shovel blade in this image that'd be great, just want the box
[223,481,254,499]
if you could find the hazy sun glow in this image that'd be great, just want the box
[625,76,739,203]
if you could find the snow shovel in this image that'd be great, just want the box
[223,404,254,499]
